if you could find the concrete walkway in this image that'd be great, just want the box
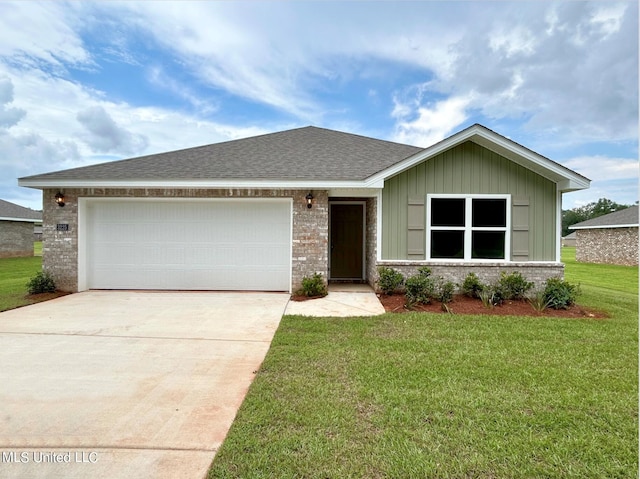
[0,291,289,479]
[285,284,385,317]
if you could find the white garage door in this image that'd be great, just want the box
[83,199,291,291]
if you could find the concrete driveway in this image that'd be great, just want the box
[0,291,289,479]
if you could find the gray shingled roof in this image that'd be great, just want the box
[0,199,42,221]
[570,205,639,229]
[19,126,423,182]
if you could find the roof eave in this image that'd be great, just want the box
[17,178,379,190]
[0,216,42,223]
[569,223,639,230]
[557,178,591,192]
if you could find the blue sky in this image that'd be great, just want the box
[1,1,637,211]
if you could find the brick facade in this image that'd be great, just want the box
[43,188,328,292]
[292,190,329,291]
[365,197,377,287]
[41,187,570,294]
[43,189,80,291]
[576,228,639,266]
[0,220,34,258]
[374,261,564,290]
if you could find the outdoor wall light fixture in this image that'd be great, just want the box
[55,192,65,207]
[305,192,314,209]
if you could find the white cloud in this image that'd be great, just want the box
[0,77,25,127]
[445,1,638,142]
[3,64,272,163]
[77,105,148,155]
[563,179,638,210]
[0,2,90,69]
[1,130,81,173]
[489,26,538,58]
[391,94,472,146]
[29,1,632,147]
[147,66,218,115]
[92,2,464,122]
[112,2,322,120]
[562,155,639,182]
[590,3,627,38]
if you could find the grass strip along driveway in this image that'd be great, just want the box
[210,248,638,478]
[0,255,43,312]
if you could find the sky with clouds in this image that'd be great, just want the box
[1,1,637,211]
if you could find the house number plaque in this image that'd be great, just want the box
[56,224,69,231]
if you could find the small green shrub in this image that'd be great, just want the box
[495,271,534,300]
[490,283,505,305]
[404,272,454,306]
[478,286,501,308]
[405,274,435,306]
[417,266,432,278]
[435,278,456,304]
[299,273,327,297]
[543,277,580,310]
[461,273,484,298]
[527,289,551,312]
[377,267,405,295]
[27,270,56,294]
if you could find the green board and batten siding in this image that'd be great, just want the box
[382,141,557,261]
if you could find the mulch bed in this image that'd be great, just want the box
[22,290,71,306]
[27,290,70,300]
[378,293,608,318]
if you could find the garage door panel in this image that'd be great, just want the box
[85,200,291,291]
[90,267,168,290]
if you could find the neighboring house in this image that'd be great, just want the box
[562,232,576,247]
[0,199,42,258]
[18,124,590,293]
[569,205,638,266]
[33,224,43,241]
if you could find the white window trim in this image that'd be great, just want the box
[426,194,511,261]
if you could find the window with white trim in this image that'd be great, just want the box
[427,195,510,260]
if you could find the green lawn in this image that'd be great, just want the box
[210,253,638,478]
[562,246,638,295]
[0,253,43,311]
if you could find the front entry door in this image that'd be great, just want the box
[330,203,364,280]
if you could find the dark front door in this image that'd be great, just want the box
[330,203,364,280]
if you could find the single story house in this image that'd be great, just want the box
[18,124,590,293]
[562,232,576,247]
[569,205,638,266]
[0,199,42,258]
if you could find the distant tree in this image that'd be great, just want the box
[589,198,629,217]
[562,198,630,236]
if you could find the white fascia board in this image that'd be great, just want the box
[0,216,41,223]
[570,224,639,230]
[17,178,376,190]
[365,125,591,191]
[362,178,387,188]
